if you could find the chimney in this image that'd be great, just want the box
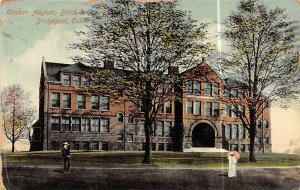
[168,66,179,74]
[202,57,205,62]
[103,60,114,69]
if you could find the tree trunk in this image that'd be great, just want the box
[249,109,257,162]
[12,141,15,153]
[143,119,152,164]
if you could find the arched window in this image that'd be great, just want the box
[263,121,269,128]
[256,120,262,128]
[128,114,134,124]
[117,113,124,123]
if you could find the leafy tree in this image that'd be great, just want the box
[0,84,36,152]
[222,0,299,162]
[71,0,213,163]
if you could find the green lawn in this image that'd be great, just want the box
[3,151,300,169]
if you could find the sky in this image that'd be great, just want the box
[0,0,299,153]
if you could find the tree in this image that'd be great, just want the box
[70,0,213,163]
[0,84,36,152]
[222,0,299,162]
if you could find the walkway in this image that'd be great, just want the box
[2,164,300,190]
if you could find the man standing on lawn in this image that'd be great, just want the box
[61,142,70,173]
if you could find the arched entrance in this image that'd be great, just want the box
[192,123,215,147]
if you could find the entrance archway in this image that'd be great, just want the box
[192,123,215,147]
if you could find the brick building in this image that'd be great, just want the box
[30,58,272,152]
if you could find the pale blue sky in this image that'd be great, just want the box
[0,0,299,153]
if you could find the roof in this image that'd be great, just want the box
[224,78,246,88]
[60,62,89,73]
[45,62,70,82]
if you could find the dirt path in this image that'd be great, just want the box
[2,165,300,190]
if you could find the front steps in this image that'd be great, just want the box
[183,147,227,153]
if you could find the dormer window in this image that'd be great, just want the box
[63,74,71,86]
[73,75,81,86]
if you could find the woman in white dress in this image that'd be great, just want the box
[228,152,237,177]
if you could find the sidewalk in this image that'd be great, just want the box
[2,162,300,190]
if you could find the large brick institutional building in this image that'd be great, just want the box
[30,58,272,152]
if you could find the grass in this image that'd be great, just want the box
[3,151,300,169]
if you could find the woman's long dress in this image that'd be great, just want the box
[228,155,237,177]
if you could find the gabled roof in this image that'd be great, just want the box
[180,60,223,82]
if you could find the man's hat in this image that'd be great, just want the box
[63,142,69,145]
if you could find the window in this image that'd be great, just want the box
[239,125,245,139]
[256,120,262,129]
[73,75,81,86]
[241,144,246,152]
[239,90,244,100]
[51,93,60,108]
[128,114,134,124]
[232,124,238,139]
[231,89,238,99]
[224,89,229,98]
[205,102,212,116]
[92,142,99,150]
[117,113,124,123]
[152,125,156,136]
[62,93,71,109]
[140,121,145,135]
[51,117,60,131]
[158,143,164,151]
[205,82,212,96]
[101,142,108,151]
[232,105,238,117]
[91,118,100,132]
[52,141,60,150]
[61,117,70,131]
[157,103,163,113]
[193,81,201,95]
[264,137,269,144]
[72,118,80,131]
[77,94,86,109]
[213,102,220,116]
[100,118,109,132]
[213,83,219,96]
[156,121,164,137]
[158,85,163,93]
[232,144,238,151]
[263,121,269,128]
[240,105,245,117]
[165,121,172,137]
[91,95,99,110]
[81,118,90,132]
[166,144,172,151]
[186,81,193,94]
[225,124,231,139]
[152,143,156,151]
[117,134,124,142]
[166,101,172,113]
[186,81,200,95]
[127,134,133,142]
[71,141,79,150]
[82,141,89,150]
[226,105,231,117]
[187,100,193,114]
[82,76,89,86]
[194,101,201,115]
[256,137,262,143]
[63,74,71,85]
[100,96,109,111]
